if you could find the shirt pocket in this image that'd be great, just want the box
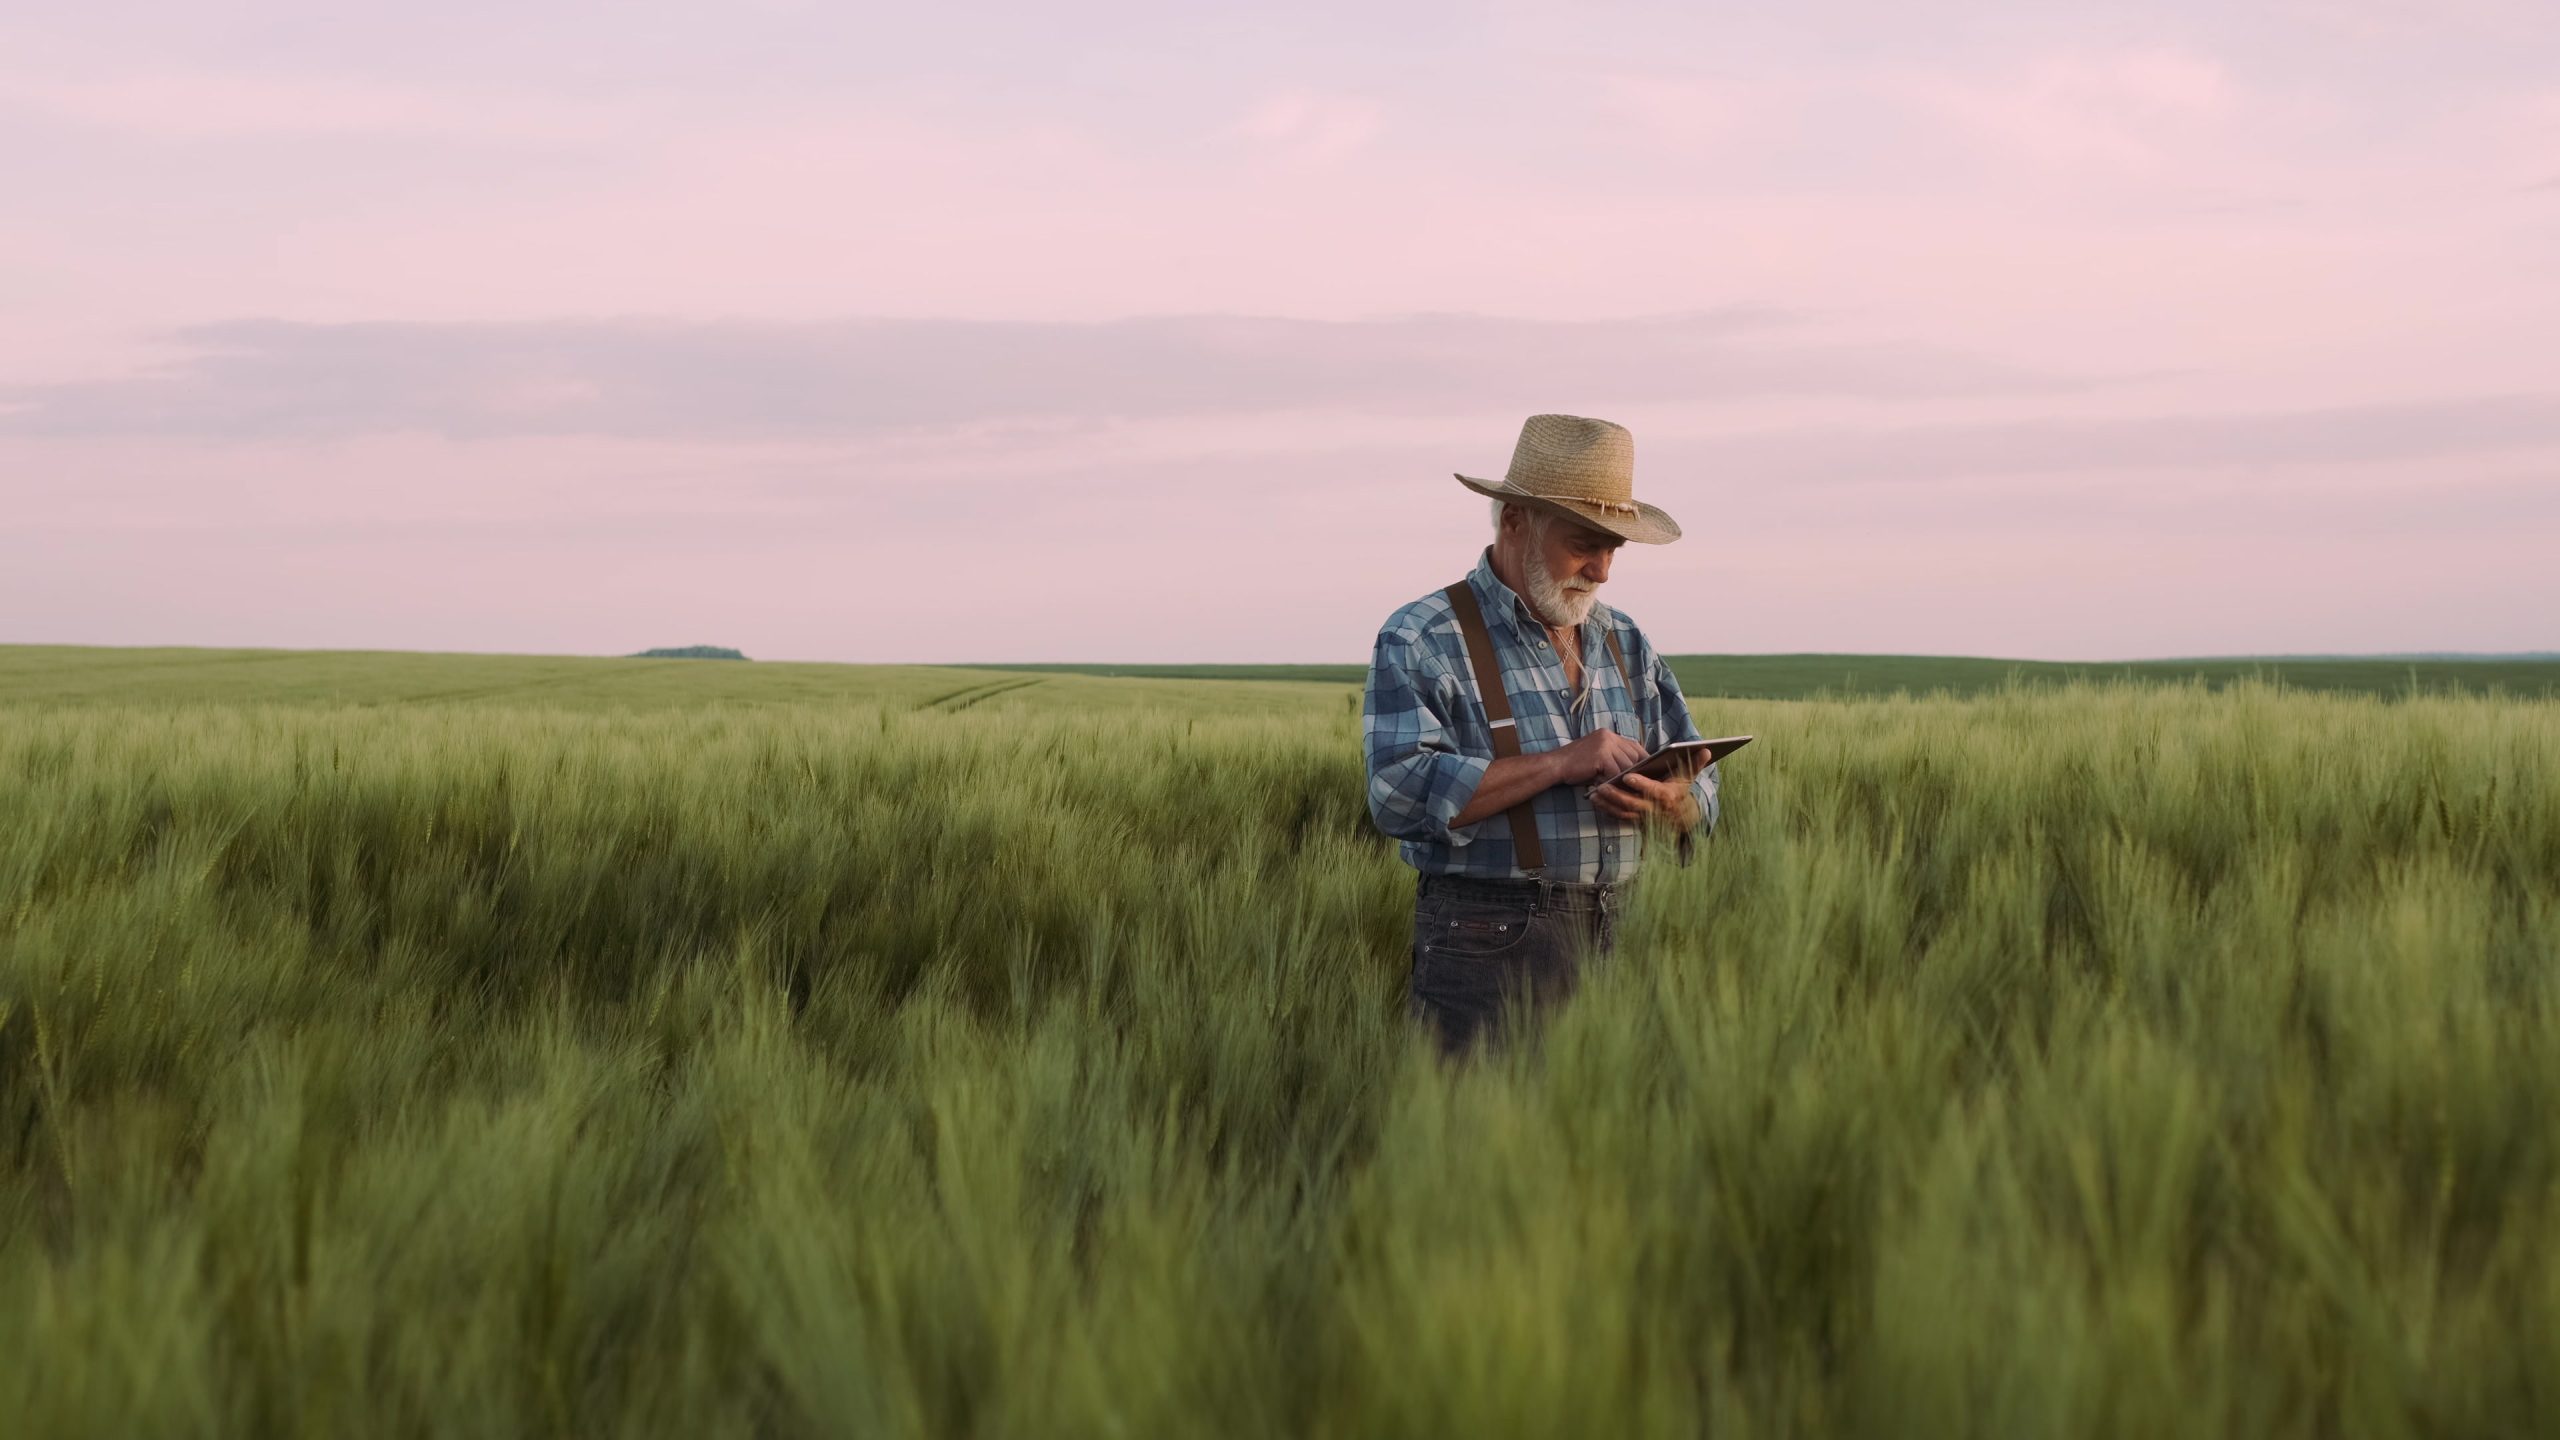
[1516,699,1576,751]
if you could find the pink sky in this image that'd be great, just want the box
[4,0,2556,662]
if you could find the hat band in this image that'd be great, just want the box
[1531,494,1640,517]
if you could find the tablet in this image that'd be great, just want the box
[1594,735,1752,790]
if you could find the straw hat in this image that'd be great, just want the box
[1455,413,1681,545]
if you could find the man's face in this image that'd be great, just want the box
[1506,507,1621,627]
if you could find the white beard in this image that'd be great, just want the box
[1522,539,1599,628]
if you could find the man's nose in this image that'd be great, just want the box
[1585,548,1614,584]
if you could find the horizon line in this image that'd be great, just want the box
[6,640,2556,668]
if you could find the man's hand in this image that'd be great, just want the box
[1451,730,1652,830]
[1549,729,1650,787]
[1592,770,1703,830]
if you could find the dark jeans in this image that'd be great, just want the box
[1406,873,1625,1056]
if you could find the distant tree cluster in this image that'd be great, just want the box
[631,646,749,661]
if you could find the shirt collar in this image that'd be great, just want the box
[1467,546,1614,649]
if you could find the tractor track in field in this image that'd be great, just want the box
[917,676,1044,712]
[369,661,688,707]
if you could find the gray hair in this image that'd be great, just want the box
[1490,499,1552,538]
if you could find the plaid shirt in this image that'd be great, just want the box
[1363,548,1720,883]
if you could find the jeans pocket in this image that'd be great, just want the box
[1418,898,1533,961]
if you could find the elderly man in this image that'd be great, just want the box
[1363,413,1718,1054]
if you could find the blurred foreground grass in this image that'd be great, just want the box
[3,656,2557,1436]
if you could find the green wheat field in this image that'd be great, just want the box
[4,644,2557,1437]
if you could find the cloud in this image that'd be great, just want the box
[1670,393,2560,483]
[1234,91,1382,164]
[1900,47,2239,172]
[0,311,2081,440]
[0,68,620,144]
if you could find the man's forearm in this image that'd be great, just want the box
[1450,751,1563,829]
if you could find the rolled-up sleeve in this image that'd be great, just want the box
[1363,626,1492,847]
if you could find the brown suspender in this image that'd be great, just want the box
[1443,582,1635,877]
[1443,582,1540,872]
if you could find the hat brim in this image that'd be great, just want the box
[1456,473,1682,544]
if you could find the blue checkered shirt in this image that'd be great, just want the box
[1363,548,1720,882]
